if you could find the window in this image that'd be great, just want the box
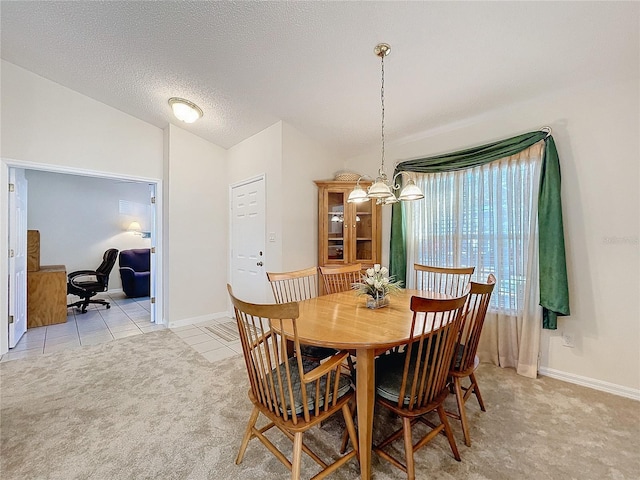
[406,146,542,315]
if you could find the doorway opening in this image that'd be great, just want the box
[1,159,163,355]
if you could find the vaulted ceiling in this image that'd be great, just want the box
[1,1,637,158]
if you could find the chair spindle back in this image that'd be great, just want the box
[454,274,496,373]
[414,264,474,296]
[319,264,362,294]
[267,266,319,303]
[398,292,468,411]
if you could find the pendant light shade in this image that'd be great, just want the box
[347,184,369,203]
[383,194,399,205]
[397,180,425,201]
[367,179,393,199]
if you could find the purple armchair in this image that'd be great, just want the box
[118,249,150,298]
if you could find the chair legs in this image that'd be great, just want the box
[339,399,356,454]
[374,405,461,480]
[453,376,472,447]
[67,297,111,314]
[402,417,416,480]
[449,372,486,447]
[341,402,359,460]
[469,372,486,411]
[236,403,359,479]
[236,406,259,464]
[437,405,461,461]
[291,432,303,479]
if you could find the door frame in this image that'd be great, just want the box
[228,174,267,306]
[8,168,28,347]
[0,157,163,355]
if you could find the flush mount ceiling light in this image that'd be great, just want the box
[168,97,203,124]
[347,44,424,206]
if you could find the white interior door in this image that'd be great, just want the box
[8,168,27,348]
[230,176,267,303]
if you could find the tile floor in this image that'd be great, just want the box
[0,292,242,364]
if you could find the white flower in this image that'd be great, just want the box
[353,264,403,298]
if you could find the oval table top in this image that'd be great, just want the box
[278,289,450,351]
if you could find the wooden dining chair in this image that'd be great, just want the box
[413,263,474,296]
[227,284,359,480]
[373,292,469,480]
[267,266,320,303]
[447,274,496,447]
[381,264,473,357]
[319,264,362,294]
[267,267,338,362]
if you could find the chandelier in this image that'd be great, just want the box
[347,43,424,206]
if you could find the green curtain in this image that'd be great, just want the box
[389,130,570,329]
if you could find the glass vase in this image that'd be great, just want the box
[366,295,389,309]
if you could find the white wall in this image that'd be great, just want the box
[0,61,163,178]
[227,121,343,293]
[346,77,640,392]
[228,122,283,276]
[164,124,228,324]
[281,122,343,271]
[25,170,151,291]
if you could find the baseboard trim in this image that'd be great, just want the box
[538,367,640,401]
[168,311,231,329]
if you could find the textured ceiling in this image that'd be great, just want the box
[1,1,637,158]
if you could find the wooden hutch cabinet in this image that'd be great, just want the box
[315,180,382,269]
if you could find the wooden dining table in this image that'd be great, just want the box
[277,288,448,480]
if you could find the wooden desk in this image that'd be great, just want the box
[278,289,446,480]
[27,265,67,328]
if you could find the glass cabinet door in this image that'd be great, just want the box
[354,199,374,263]
[326,191,345,261]
[316,180,381,269]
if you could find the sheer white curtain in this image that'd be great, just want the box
[405,143,543,378]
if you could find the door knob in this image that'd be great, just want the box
[257,261,264,267]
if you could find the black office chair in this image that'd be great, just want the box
[67,248,119,313]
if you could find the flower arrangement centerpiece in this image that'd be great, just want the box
[353,264,403,309]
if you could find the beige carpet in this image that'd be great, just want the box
[1,330,638,479]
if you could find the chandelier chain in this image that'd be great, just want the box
[380,53,386,180]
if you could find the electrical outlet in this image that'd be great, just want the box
[561,332,575,348]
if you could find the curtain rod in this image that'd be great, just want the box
[540,126,552,138]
